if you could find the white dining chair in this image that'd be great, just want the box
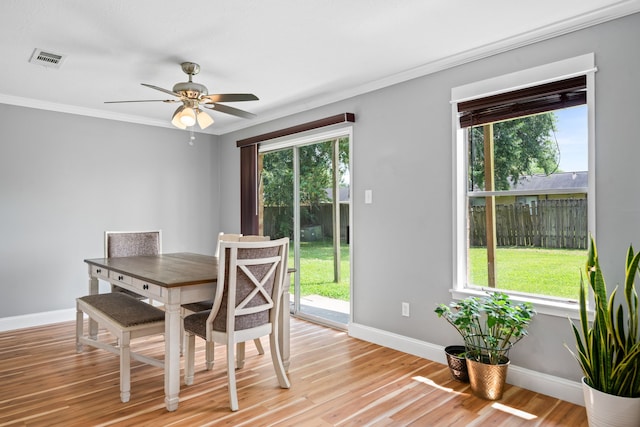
[181,232,267,368]
[183,238,290,411]
[105,230,161,300]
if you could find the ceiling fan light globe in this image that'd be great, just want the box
[179,107,196,127]
[171,106,187,129]
[196,110,214,129]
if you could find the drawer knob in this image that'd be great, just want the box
[96,268,101,274]
[118,275,124,281]
[143,284,149,290]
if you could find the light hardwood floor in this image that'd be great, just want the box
[0,317,587,426]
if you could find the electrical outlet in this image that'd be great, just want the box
[402,302,410,317]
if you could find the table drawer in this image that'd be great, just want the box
[109,270,132,285]
[132,278,163,299]
[91,265,109,280]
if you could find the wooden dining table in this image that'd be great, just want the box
[84,252,291,411]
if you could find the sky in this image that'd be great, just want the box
[554,105,588,172]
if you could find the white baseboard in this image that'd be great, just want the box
[0,308,76,333]
[348,322,584,406]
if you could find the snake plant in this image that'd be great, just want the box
[567,235,640,397]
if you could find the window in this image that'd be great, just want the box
[452,54,595,314]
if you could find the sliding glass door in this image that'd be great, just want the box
[260,135,350,327]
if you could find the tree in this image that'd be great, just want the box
[261,149,294,238]
[469,112,559,191]
[261,138,349,239]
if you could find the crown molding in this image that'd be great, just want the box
[0,94,217,135]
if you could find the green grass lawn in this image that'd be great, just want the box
[469,247,586,300]
[289,240,350,301]
[290,242,585,302]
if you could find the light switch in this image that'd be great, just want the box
[365,189,373,204]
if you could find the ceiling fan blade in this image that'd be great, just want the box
[203,102,256,119]
[141,83,181,97]
[202,93,259,103]
[104,99,179,104]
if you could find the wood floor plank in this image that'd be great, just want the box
[0,318,587,426]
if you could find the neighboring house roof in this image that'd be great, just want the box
[325,187,350,203]
[510,171,587,191]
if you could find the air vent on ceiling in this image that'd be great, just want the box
[29,48,66,69]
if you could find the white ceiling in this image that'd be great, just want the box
[1,0,638,135]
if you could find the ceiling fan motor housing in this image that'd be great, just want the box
[173,81,208,99]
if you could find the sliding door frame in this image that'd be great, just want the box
[259,126,353,328]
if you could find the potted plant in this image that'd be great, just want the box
[435,292,536,400]
[566,236,640,426]
[443,344,469,382]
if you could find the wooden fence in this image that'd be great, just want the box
[469,199,587,249]
[263,204,350,241]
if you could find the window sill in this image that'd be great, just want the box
[450,288,586,320]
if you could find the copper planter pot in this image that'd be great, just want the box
[466,357,510,400]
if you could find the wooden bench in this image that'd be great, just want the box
[76,292,165,403]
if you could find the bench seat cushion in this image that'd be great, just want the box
[78,293,165,327]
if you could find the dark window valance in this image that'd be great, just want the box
[236,113,355,147]
[457,75,586,128]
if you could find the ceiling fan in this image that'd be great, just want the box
[105,62,258,130]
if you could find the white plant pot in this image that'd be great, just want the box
[582,377,640,427]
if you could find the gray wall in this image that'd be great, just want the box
[218,13,640,382]
[0,106,220,317]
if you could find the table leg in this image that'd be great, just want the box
[164,299,181,411]
[88,273,99,340]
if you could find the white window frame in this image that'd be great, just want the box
[451,54,596,318]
